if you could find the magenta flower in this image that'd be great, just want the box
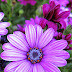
[43,1,70,31]
[0,12,10,36]
[54,32,72,50]
[18,0,36,6]
[25,16,47,28]
[1,24,69,72]
[49,0,69,6]
[1,0,7,2]
[17,16,48,33]
[68,17,72,25]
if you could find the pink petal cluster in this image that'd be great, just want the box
[42,1,70,31]
[18,0,36,6]
[1,24,70,72]
[17,16,48,32]
[0,12,10,36]
[49,0,69,6]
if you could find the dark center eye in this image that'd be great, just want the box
[32,52,38,58]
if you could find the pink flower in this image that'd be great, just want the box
[0,12,10,36]
[54,32,72,50]
[49,0,69,6]
[1,25,69,72]
[68,17,72,25]
[1,0,7,2]
[17,16,48,33]
[42,1,70,31]
[18,0,36,6]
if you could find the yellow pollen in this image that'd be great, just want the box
[40,49,42,51]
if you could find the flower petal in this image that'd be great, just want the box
[15,60,32,72]
[42,4,50,18]
[2,43,26,54]
[7,34,29,51]
[0,22,10,28]
[0,12,4,21]
[33,63,45,72]
[35,25,43,47]
[38,28,54,48]
[43,50,70,59]
[43,40,68,51]
[1,50,26,61]
[40,62,61,72]
[0,28,8,35]
[58,11,70,19]
[47,21,57,31]
[42,57,67,67]
[4,61,23,72]
[25,24,36,48]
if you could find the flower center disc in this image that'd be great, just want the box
[27,47,43,64]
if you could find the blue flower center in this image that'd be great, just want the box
[27,47,43,64]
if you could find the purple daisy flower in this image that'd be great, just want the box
[1,24,70,72]
[0,12,10,36]
[18,0,36,6]
[42,1,70,31]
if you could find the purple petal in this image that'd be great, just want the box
[25,24,36,48]
[1,50,26,61]
[42,57,67,67]
[43,50,70,59]
[7,34,29,51]
[0,28,8,35]
[65,34,71,40]
[39,18,47,28]
[35,16,40,24]
[59,20,66,29]
[0,22,10,28]
[42,4,50,18]
[4,60,24,72]
[0,12,4,21]
[38,28,54,48]
[2,43,26,54]
[35,25,43,47]
[13,31,26,41]
[58,11,70,19]
[15,60,32,72]
[40,62,61,72]
[47,21,58,31]
[54,5,60,19]
[49,1,55,9]
[43,40,68,51]
[33,63,45,72]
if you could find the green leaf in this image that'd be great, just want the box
[63,25,72,35]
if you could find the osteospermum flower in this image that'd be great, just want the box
[0,12,10,36]
[1,24,70,72]
[18,0,36,6]
[43,1,70,31]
